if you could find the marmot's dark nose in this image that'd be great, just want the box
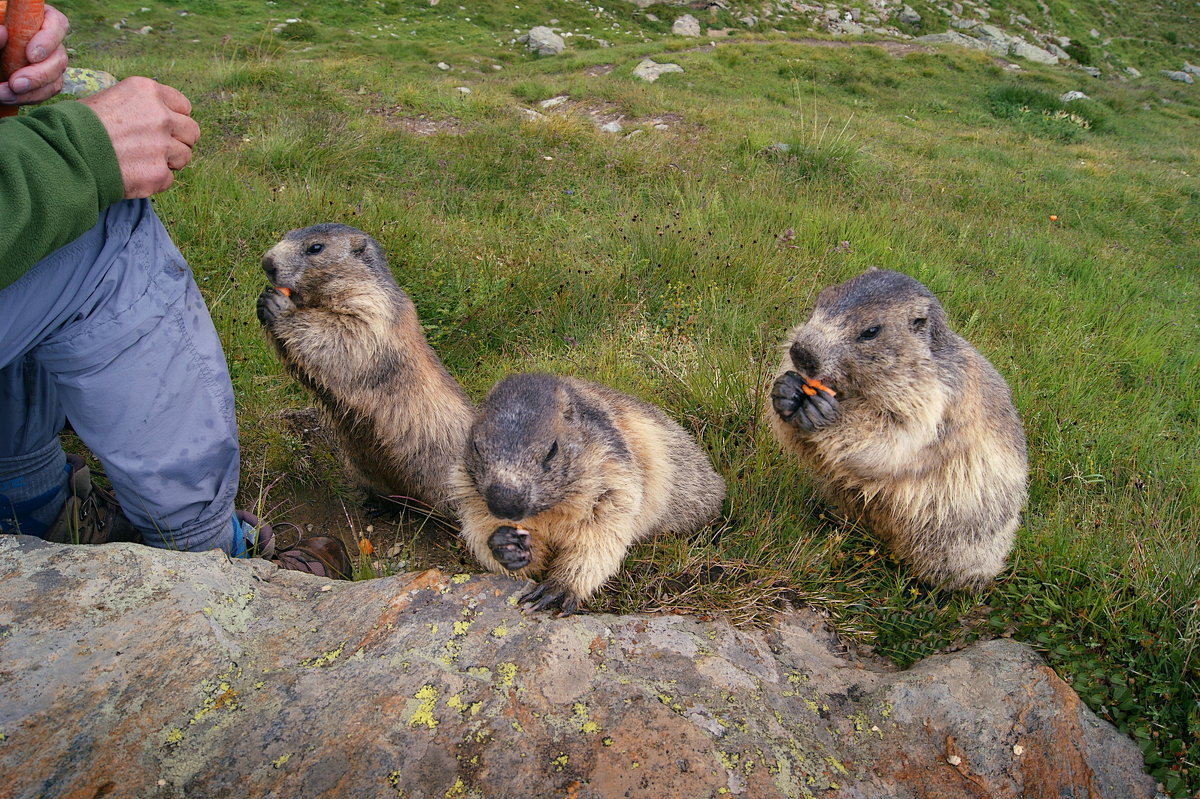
[789,341,820,376]
[485,483,529,521]
[261,255,278,284]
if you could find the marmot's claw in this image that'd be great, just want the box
[520,579,580,616]
[256,283,294,326]
[772,371,840,431]
[489,525,532,571]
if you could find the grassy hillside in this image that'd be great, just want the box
[50,0,1199,793]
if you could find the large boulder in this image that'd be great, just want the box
[632,58,685,82]
[672,13,701,37]
[523,26,566,55]
[0,536,1159,798]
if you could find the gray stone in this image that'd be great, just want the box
[632,57,684,82]
[525,25,565,55]
[973,23,1013,55]
[897,4,921,25]
[599,120,623,133]
[1183,62,1200,77]
[1125,66,1142,78]
[672,13,701,36]
[1011,39,1059,64]
[916,30,993,53]
[1060,90,1089,102]
[1046,42,1070,60]
[1080,65,1102,77]
[0,537,1162,799]
[1162,70,1195,83]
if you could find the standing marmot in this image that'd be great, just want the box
[257,223,474,516]
[768,268,1028,591]
[451,373,726,615]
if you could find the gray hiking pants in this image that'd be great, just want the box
[0,199,239,551]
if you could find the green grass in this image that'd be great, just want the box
[49,0,1200,793]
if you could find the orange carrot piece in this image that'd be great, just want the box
[277,286,292,298]
[805,377,836,397]
[801,384,816,397]
[1,0,45,118]
[2,0,45,78]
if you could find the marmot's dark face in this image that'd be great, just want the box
[786,269,949,399]
[260,223,394,306]
[465,374,585,522]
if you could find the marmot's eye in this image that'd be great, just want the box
[859,325,882,341]
[542,440,559,469]
[306,242,324,255]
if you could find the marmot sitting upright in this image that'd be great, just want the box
[768,268,1028,591]
[257,223,474,516]
[452,373,726,615]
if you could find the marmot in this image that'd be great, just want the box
[451,373,726,615]
[768,268,1028,591]
[257,223,474,517]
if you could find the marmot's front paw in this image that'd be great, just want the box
[489,525,532,571]
[256,284,295,326]
[771,370,840,432]
[520,578,581,617]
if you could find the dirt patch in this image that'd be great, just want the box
[254,408,475,578]
[367,107,465,136]
[533,96,692,134]
[679,35,932,57]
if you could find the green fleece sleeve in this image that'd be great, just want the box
[0,101,125,291]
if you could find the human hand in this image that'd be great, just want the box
[80,76,201,198]
[0,3,69,105]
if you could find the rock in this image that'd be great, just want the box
[1162,70,1195,83]
[436,61,450,70]
[672,13,701,36]
[599,120,623,133]
[1011,38,1058,64]
[59,67,119,98]
[455,86,471,94]
[973,23,1013,55]
[1060,90,1089,102]
[0,536,1161,799]
[539,95,569,109]
[1125,66,1142,78]
[1046,42,1070,60]
[1081,65,1102,77]
[739,14,758,26]
[915,31,993,53]
[897,5,921,26]
[632,58,684,82]
[1183,62,1200,77]
[525,26,565,55]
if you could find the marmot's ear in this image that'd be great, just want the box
[350,236,369,258]
[926,302,951,353]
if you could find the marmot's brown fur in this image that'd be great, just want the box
[768,268,1028,591]
[451,373,726,615]
[257,223,473,516]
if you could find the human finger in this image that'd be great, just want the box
[25,5,70,64]
[157,82,192,117]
